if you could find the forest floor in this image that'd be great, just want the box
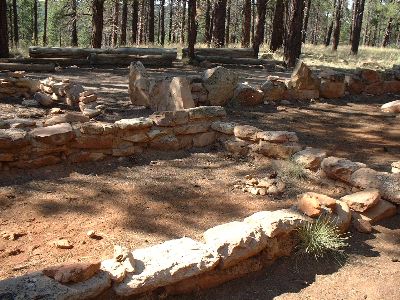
[1,66,400,299]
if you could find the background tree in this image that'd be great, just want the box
[253,0,267,57]
[91,0,104,48]
[270,0,284,51]
[332,0,343,51]
[33,0,38,45]
[43,0,48,45]
[120,0,128,45]
[188,0,197,60]
[0,0,9,57]
[284,0,304,67]
[351,0,366,55]
[149,0,155,43]
[213,0,227,47]
[132,0,139,44]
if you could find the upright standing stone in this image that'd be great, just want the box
[129,61,151,107]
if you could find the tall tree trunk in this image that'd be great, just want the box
[204,0,212,45]
[270,0,284,51]
[131,0,139,44]
[349,0,355,44]
[351,0,366,55]
[213,0,227,47]
[112,0,119,47]
[253,0,267,57]
[0,0,8,57]
[382,17,393,47]
[120,0,128,45]
[187,0,197,60]
[251,0,255,43]
[302,0,311,43]
[225,0,231,45]
[284,0,304,67]
[149,0,155,43]
[180,0,186,44]
[43,0,48,45]
[71,0,78,46]
[160,0,166,45]
[12,0,18,46]
[168,0,173,42]
[91,0,104,48]
[33,0,38,45]
[241,0,251,47]
[332,0,343,51]
[324,0,336,46]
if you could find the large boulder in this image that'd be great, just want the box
[202,66,239,106]
[128,61,151,107]
[290,61,320,90]
[319,71,346,99]
[261,80,287,102]
[233,83,264,106]
[340,189,381,212]
[321,156,366,183]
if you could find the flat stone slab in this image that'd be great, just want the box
[113,237,219,296]
[0,128,29,149]
[321,156,366,183]
[30,123,74,145]
[187,106,227,120]
[340,189,381,212]
[353,199,397,224]
[114,117,153,130]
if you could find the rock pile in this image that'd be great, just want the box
[0,71,40,99]
[236,174,286,196]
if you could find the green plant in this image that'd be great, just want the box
[296,216,349,263]
[280,159,308,181]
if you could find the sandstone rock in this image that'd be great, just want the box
[233,83,264,106]
[261,80,287,102]
[129,61,151,107]
[150,110,189,126]
[291,61,320,90]
[256,131,298,143]
[193,132,216,147]
[82,108,102,118]
[21,99,39,107]
[331,200,352,233]
[114,117,153,130]
[202,66,239,106]
[0,128,29,149]
[112,145,142,157]
[319,80,345,99]
[224,138,249,156]
[188,106,227,120]
[45,112,90,126]
[211,121,236,135]
[65,83,84,104]
[79,94,97,104]
[381,100,400,113]
[80,122,107,135]
[173,121,211,135]
[203,221,266,269]
[34,92,53,106]
[284,89,319,100]
[352,199,396,224]
[30,123,74,145]
[340,189,380,212]
[257,141,302,159]
[359,69,381,84]
[352,218,372,233]
[101,245,135,283]
[297,192,337,217]
[113,238,219,296]
[43,262,100,283]
[345,75,365,94]
[321,156,366,183]
[150,134,180,151]
[10,155,61,169]
[292,147,327,170]
[233,125,261,141]
[72,134,113,149]
[54,239,73,249]
[49,108,62,115]
[244,208,310,238]
[392,161,400,173]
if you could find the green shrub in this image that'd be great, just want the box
[279,159,308,181]
[296,216,349,263]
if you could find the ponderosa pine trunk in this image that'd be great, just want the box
[351,0,366,55]
[204,0,212,45]
[270,0,284,51]
[225,0,231,45]
[284,0,304,67]
[112,0,119,47]
[149,0,155,43]
[181,0,186,44]
[33,0,38,45]
[349,0,355,44]
[324,0,336,46]
[12,0,18,46]
[160,0,165,45]
[71,0,78,46]
[241,0,251,47]
[43,0,48,45]
[253,0,267,57]
[187,0,197,60]
[91,0,104,48]
[213,0,227,47]
[120,0,128,45]
[382,17,393,47]
[131,0,139,44]
[168,0,173,43]
[332,0,343,51]
[302,0,311,43]
[0,0,8,58]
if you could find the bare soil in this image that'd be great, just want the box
[1,67,399,299]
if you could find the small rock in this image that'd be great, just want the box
[54,239,73,249]
[340,189,381,212]
[353,218,372,233]
[43,262,101,283]
[298,192,337,217]
[87,230,96,238]
[21,99,39,107]
[49,107,62,115]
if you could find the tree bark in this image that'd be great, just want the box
[131,0,139,44]
[12,0,18,46]
[225,0,231,45]
[284,0,304,67]
[270,0,284,52]
[251,0,255,43]
[187,0,197,61]
[120,0,128,45]
[71,0,78,47]
[349,0,355,44]
[160,0,166,45]
[149,0,155,43]
[350,0,366,55]
[0,0,9,58]
[324,0,336,46]
[241,0,251,47]
[253,0,268,58]
[213,0,227,47]
[382,17,393,47]
[33,0,38,45]
[302,0,311,43]
[204,0,212,45]
[181,0,186,44]
[168,0,173,43]
[91,0,104,48]
[112,0,119,47]
[332,0,343,51]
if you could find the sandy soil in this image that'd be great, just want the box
[0,67,399,299]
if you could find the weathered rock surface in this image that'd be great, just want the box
[256,131,298,143]
[188,106,227,120]
[321,156,366,183]
[340,189,381,212]
[352,199,396,224]
[43,262,101,284]
[204,221,266,269]
[297,192,337,217]
[202,67,239,106]
[114,117,153,130]
[128,61,151,107]
[392,161,400,173]
[233,83,264,106]
[290,61,320,90]
[257,141,302,159]
[44,112,90,126]
[292,147,327,170]
[211,121,236,135]
[0,128,29,149]
[30,123,74,145]
[113,238,219,296]
[381,100,400,113]
[261,80,287,102]
[352,218,372,233]
[233,125,261,141]
[331,200,352,233]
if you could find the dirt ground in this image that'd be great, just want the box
[1,67,399,299]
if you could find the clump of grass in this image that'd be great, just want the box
[279,159,308,181]
[296,216,349,263]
